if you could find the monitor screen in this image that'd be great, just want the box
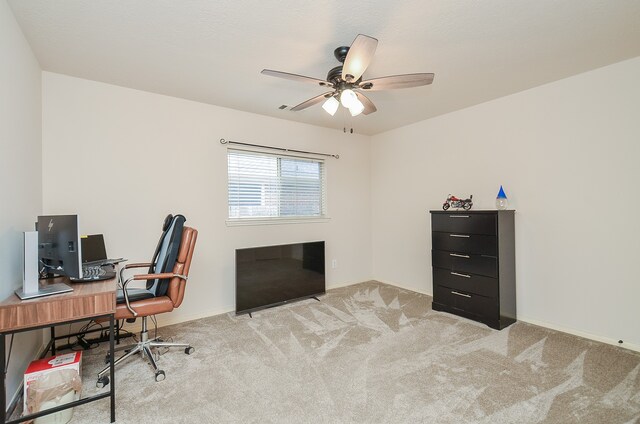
[37,215,82,279]
[81,234,107,263]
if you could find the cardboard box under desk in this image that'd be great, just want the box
[23,351,82,411]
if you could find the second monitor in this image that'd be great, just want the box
[38,214,83,279]
[16,214,82,299]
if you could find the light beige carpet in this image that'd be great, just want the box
[66,281,639,423]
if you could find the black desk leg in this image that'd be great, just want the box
[1,333,6,424]
[109,316,115,423]
[50,328,56,355]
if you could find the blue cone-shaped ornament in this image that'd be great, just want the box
[496,185,508,210]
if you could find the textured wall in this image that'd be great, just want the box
[42,72,373,326]
[0,0,43,407]
[371,57,640,349]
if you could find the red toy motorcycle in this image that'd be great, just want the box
[442,194,473,211]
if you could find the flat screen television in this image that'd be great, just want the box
[235,241,325,314]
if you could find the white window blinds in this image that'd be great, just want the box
[227,149,326,220]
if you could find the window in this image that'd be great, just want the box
[227,149,326,222]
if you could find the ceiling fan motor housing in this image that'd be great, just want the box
[334,46,350,63]
[327,66,343,84]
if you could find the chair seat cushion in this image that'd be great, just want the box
[115,296,174,320]
[116,288,156,304]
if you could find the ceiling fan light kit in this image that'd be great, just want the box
[322,96,340,116]
[261,34,434,118]
[340,89,358,108]
[348,100,365,117]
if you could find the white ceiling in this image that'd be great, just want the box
[8,0,640,135]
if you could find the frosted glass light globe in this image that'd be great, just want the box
[322,97,339,116]
[340,89,358,108]
[349,99,365,116]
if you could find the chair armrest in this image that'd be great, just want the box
[120,272,188,317]
[119,262,152,286]
[133,272,178,280]
[123,263,152,269]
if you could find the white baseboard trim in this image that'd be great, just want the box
[373,280,639,353]
[517,315,640,353]
[7,341,48,415]
[7,380,23,416]
[133,280,369,330]
[124,304,236,331]
[117,280,640,355]
[326,280,364,290]
[372,279,433,297]
[147,283,364,330]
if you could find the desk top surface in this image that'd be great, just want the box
[0,277,117,333]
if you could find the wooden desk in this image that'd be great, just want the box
[0,277,117,424]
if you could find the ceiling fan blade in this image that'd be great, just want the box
[290,91,335,111]
[261,69,333,88]
[359,73,435,91]
[355,92,377,115]
[342,34,378,82]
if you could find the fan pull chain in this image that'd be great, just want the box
[341,107,354,134]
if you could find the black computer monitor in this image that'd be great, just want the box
[37,215,82,279]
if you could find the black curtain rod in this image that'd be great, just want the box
[220,139,339,159]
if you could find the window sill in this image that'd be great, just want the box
[226,217,331,227]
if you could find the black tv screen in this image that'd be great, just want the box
[235,241,325,314]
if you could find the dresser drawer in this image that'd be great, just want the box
[431,213,496,236]
[432,267,498,298]
[432,232,497,255]
[432,250,497,278]
[434,284,497,318]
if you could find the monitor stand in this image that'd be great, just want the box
[15,283,73,300]
[15,231,73,300]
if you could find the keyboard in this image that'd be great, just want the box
[71,265,116,282]
[83,265,108,279]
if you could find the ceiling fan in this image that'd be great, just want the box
[261,34,434,117]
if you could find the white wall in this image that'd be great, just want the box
[39,52,639,352]
[42,72,372,325]
[371,57,640,349]
[0,1,43,408]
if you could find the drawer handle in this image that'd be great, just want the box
[449,234,470,238]
[451,272,471,278]
[449,253,470,258]
[449,215,470,218]
[451,291,471,298]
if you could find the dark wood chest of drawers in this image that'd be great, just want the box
[430,210,516,330]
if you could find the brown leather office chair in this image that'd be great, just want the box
[97,215,198,385]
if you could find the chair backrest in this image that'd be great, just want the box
[147,214,186,296]
[166,226,197,308]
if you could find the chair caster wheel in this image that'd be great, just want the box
[96,376,109,388]
[155,370,166,382]
[185,347,194,355]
